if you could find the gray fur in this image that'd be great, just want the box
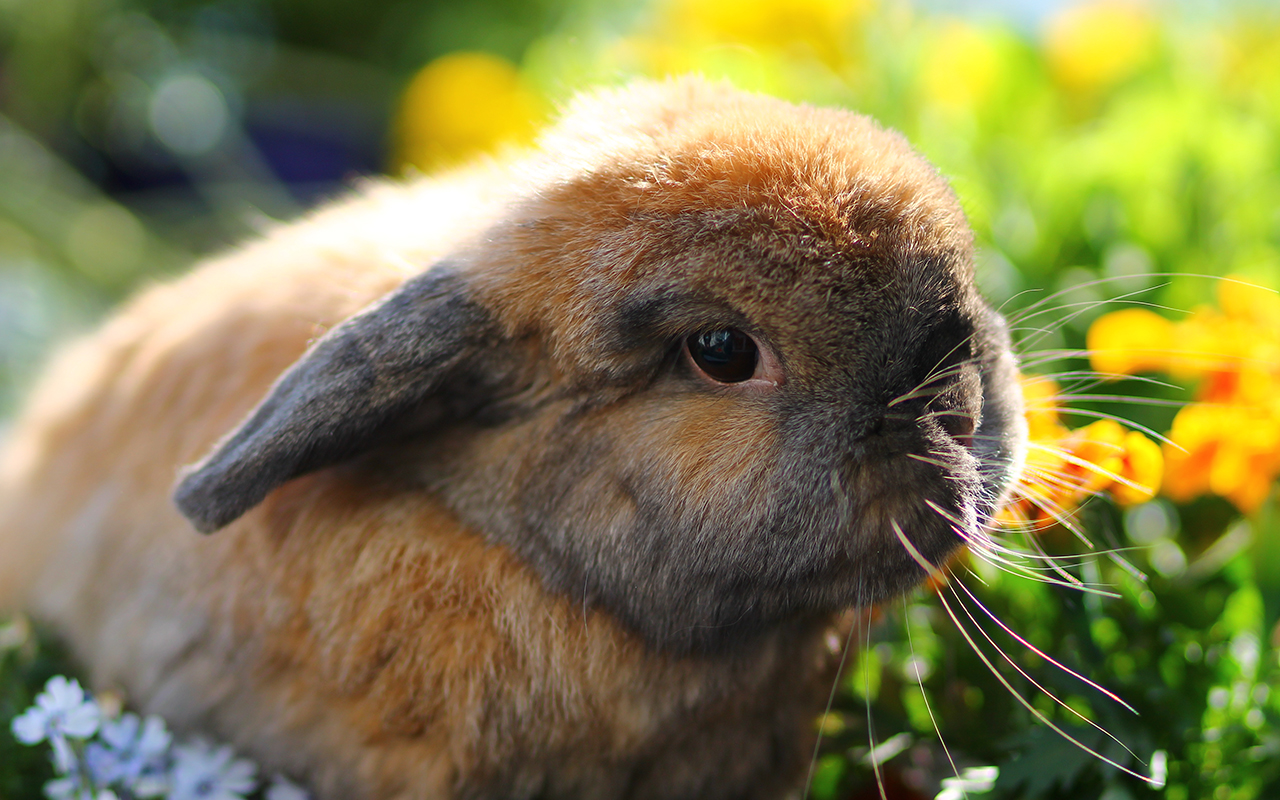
[174,267,501,534]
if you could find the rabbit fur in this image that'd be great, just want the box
[0,77,1027,799]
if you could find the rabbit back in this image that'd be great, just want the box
[0,162,849,800]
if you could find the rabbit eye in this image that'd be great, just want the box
[686,329,759,383]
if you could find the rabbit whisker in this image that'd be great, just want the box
[1026,442,1160,499]
[952,579,1138,715]
[888,360,978,408]
[1003,275,1171,327]
[902,596,965,793]
[864,603,890,800]
[907,452,951,469]
[934,585,1157,785]
[945,582,1142,762]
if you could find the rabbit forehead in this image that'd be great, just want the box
[537,75,970,249]
[473,85,974,334]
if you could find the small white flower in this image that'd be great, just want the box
[12,676,101,745]
[85,713,172,788]
[50,734,79,774]
[43,772,94,800]
[168,740,257,800]
[265,775,310,800]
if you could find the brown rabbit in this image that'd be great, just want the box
[0,77,1026,799]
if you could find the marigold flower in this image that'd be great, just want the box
[1089,276,1279,513]
[1086,307,1175,377]
[1019,374,1067,441]
[1162,404,1280,514]
[999,377,1163,528]
[1111,429,1163,506]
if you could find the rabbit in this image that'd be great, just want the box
[0,77,1027,799]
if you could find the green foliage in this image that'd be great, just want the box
[0,618,79,800]
[804,498,1280,799]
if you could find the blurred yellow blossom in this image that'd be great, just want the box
[1086,308,1175,377]
[1088,276,1280,513]
[1161,404,1280,513]
[395,52,544,173]
[1021,373,1066,440]
[921,21,1002,113]
[1000,377,1163,529]
[1044,0,1157,96]
[658,0,873,67]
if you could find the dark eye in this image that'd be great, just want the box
[686,329,759,383]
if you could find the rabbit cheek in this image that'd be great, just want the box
[506,395,785,652]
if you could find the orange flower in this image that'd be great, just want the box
[1088,275,1279,513]
[1086,308,1175,377]
[1000,378,1163,529]
[1162,404,1280,514]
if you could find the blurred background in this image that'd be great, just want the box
[2,0,1279,798]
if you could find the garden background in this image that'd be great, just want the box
[1,0,1279,797]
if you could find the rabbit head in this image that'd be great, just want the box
[175,79,1027,653]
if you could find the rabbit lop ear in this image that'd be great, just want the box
[174,266,503,534]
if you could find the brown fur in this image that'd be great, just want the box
[0,78,1023,798]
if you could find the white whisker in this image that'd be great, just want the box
[934,586,1157,785]
[902,597,965,794]
[953,580,1137,714]
[945,584,1142,760]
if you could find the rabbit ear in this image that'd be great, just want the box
[174,266,502,534]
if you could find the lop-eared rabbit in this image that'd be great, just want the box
[0,78,1026,799]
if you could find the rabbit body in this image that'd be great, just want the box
[0,79,1025,799]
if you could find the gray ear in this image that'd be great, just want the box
[174,266,502,534]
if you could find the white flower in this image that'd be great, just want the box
[265,775,310,800]
[11,676,101,745]
[85,713,171,789]
[43,771,94,800]
[168,740,257,800]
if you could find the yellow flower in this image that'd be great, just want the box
[1086,307,1176,377]
[921,21,1002,113]
[1162,403,1280,514]
[1111,430,1163,506]
[394,52,543,173]
[1218,277,1280,330]
[1089,278,1280,385]
[1043,0,1157,96]
[659,0,872,67]
[1000,378,1163,528]
[1092,276,1279,513]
